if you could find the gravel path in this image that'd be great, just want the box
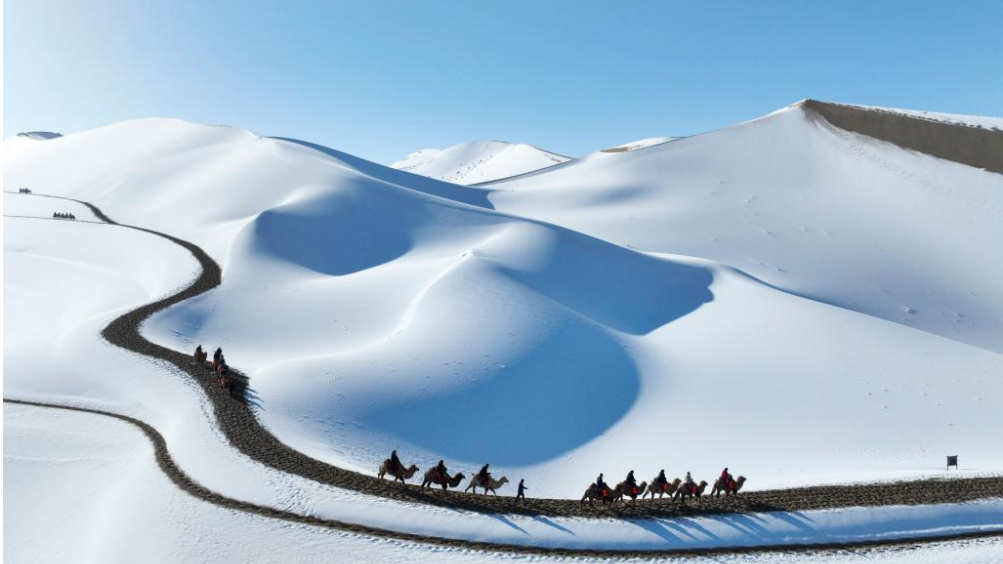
[5,191,1002,555]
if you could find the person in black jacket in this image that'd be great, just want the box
[626,470,639,494]
[595,473,609,496]
[516,479,528,501]
[477,463,491,485]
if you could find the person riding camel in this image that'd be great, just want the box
[626,470,638,494]
[596,473,609,497]
[720,467,734,491]
[684,471,696,494]
[390,450,402,474]
[434,459,448,483]
[657,469,668,491]
[477,464,491,487]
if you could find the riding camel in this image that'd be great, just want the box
[711,475,747,497]
[643,477,681,499]
[378,459,420,484]
[421,468,466,490]
[618,480,648,501]
[580,482,624,505]
[673,480,708,502]
[465,475,509,495]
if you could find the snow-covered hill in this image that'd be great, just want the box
[391,140,569,184]
[5,101,1002,505]
[487,100,1003,354]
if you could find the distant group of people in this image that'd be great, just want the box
[194,345,233,391]
[18,187,32,194]
[52,212,76,220]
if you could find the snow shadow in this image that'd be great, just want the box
[496,231,714,335]
[253,202,414,276]
[362,236,714,466]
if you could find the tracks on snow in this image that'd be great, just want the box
[5,191,1003,555]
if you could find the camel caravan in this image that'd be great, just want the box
[52,212,76,220]
[380,452,508,495]
[377,451,746,506]
[583,467,745,506]
[19,187,33,194]
[192,345,242,398]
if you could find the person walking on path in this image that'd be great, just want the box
[516,479,528,502]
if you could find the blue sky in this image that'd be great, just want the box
[5,0,1002,164]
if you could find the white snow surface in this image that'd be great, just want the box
[488,104,1003,355]
[7,207,1001,560]
[6,108,1003,498]
[391,140,569,184]
[5,101,1003,559]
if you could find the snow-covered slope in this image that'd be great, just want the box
[7,188,1003,559]
[487,101,1003,355]
[391,140,569,184]
[5,103,1002,505]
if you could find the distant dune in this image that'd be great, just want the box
[391,140,569,185]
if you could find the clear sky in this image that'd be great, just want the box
[5,0,1002,164]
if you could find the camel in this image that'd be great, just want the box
[673,480,708,502]
[617,480,648,502]
[643,477,681,499]
[465,475,509,495]
[580,482,624,506]
[378,460,420,484]
[711,475,747,497]
[421,468,466,490]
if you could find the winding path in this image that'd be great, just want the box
[5,191,1003,556]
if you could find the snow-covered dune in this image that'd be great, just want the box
[391,140,569,185]
[5,104,1002,504]
[487,101,1003,354]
